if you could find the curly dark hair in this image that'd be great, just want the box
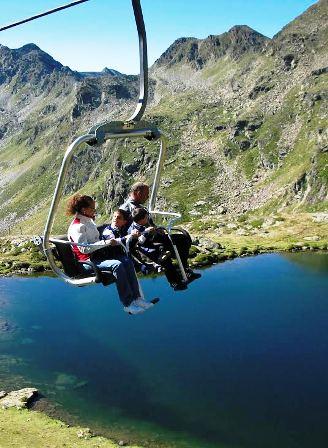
[66,194,94,216]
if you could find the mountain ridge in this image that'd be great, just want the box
[154,25,269,70]
[0,1,327,235]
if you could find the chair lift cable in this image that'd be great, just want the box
[0,0,90,33]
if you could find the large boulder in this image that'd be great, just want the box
[0,388,38,409]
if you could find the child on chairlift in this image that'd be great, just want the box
[128,207,172,264]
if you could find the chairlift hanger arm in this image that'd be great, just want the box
[0,0,90,33]
[88,120,161,145]
[129,0,148,122]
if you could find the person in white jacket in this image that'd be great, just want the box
[67,194,155,315]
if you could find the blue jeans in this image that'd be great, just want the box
[83,256,140,307]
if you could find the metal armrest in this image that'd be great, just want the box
[149,210,181,232]
[50,237,103,249]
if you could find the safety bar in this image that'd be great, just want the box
[148,210,187,282]
[50,238,108,249]
[149,210,181,232]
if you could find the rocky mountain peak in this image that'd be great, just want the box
[227,24,266,40]
[79,67,124,78]
[153,37,197,67]
[101,67,123,77]
[153,25,269,70]
[0,43,66,87]
[220,25,269,57]
[15,43,42,55]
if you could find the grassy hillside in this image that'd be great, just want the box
[0,408,143,448]
[0,1,327,237]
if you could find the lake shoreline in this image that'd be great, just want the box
[1,238,327,278]
[0,405,141,448]
[1,212,328,276]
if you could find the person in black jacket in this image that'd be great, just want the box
[120,182,201,290]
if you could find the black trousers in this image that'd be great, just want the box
[169,233,191,268]
[153,232,191,267]
[150,232,192,284]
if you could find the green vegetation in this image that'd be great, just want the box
[205,213,328,253]
[150,91,205,120]
[0,239,48,275]
[0,408,143,448]
[2,62,327,235]
[237,146,260,180]
[163,155,218,221]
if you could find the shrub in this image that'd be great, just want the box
[10,247,21,256]
[193,253,216,266]
[30,263,45,272]
[237,214,247,223]
[250,218,264,228]
[12,261,30,269]
[189,245,200,258]
[31,250,46,262]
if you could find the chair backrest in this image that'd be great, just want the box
[50,236,81,277]
[50,236,116,286]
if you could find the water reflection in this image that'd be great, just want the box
[283,252,328,274]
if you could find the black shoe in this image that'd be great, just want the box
[186,271,202,283]
[151,297,160,304]
[171,281,188,291]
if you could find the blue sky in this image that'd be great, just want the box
[0,0,318,74]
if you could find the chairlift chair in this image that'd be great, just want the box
[42,0,188,287]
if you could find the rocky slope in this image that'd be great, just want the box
[0,0,327,235]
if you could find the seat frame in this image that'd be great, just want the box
[49,236,115,287]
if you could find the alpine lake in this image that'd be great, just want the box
[1,252,328,448]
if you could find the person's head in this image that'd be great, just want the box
[129,182,149,204]
[66,194,96,219]
[111,209,129,229]
[131,207,149,226]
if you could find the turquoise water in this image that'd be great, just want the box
[1,253,328,447]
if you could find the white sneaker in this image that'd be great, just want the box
[133,298,154,310]
[123,303,145,315]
